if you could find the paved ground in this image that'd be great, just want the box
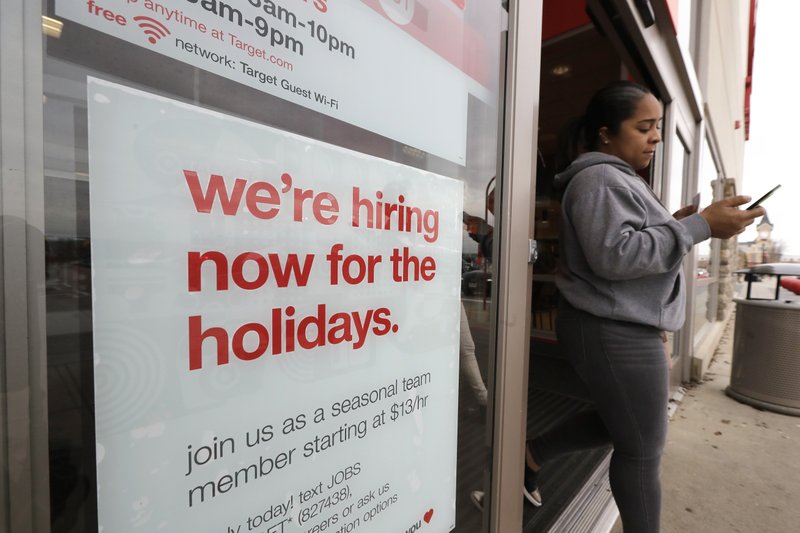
[612,313,800,533]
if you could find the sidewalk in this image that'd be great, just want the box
[612,313,800,533]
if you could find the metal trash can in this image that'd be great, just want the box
[726,263,800,416]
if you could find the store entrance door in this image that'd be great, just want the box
[0,2,542,533]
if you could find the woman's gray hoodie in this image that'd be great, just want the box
[554,152,711,331]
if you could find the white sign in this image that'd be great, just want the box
[58,0,496,164]
[88,78,463,533]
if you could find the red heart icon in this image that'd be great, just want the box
[423,508,434,523]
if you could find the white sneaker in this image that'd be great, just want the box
[524,458,543,506]
[523,485,543,507]
[470,490,484,512]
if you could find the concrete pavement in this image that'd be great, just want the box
[611,312,800,533]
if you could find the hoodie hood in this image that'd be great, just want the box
[554,152,637,191]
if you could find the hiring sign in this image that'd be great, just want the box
[88,78,462,532]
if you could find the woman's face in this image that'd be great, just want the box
[599,93,663,170]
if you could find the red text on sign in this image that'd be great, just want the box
[389,247,435,282]
[188,304,396,370]
[326,244,381,285]
[86,0,128,26]
[351,187,439,243]
[184,170,281,219]
[293,188,339,224]
[187,250,314,291]
[184,170,340,224]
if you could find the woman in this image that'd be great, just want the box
[522,81,764,532]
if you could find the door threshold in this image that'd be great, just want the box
[542,385,687,533]
[546,452,619,533]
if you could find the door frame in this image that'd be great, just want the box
[487,1,543,531]
[1,1,50,532]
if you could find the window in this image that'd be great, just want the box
[31,3,508,532]
[694,137,722,336]
[677,0,695,55]
[666,131,688,214]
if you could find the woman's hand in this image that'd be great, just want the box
[699,196,765,239]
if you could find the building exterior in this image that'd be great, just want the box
[0,1,757,532]
[739,214,782,266]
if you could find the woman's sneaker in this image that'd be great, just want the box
[524,464,543,506]
[470,490,484,512]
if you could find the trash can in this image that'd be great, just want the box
[726,263,800,416]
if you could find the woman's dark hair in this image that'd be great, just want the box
[582,80,652,149]
[556,81,653,170]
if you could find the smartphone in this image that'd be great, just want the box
[746,184,781,210]
[691,192,700,211]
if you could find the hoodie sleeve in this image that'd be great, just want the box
[566,173,709,281]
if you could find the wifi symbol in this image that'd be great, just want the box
[133,16,170,45]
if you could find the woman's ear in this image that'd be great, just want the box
[598,126,610,145]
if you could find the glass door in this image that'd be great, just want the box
[0,1,528,532]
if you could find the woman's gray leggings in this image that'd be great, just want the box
[530,299,669,533]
